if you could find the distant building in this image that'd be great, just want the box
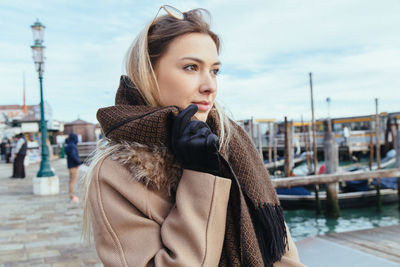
[0,104,35,124]
[0,102,57,129]
[64,119,96,142]
[0,102,61,144]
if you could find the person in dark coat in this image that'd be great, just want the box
[5,139,11,163]
[1,139,6,161]
[65,133,81,203]
[11,134,27,178]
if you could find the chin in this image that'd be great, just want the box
[196,112,208,122]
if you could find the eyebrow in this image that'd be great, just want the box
[180,57,221,66]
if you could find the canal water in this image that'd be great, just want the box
[285,203,400,241]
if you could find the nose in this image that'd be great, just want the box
[199,71,217,95]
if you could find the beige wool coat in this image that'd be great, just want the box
[88,142,304,267]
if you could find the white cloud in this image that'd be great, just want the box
[0,0,399,124]
[218,46,400,121]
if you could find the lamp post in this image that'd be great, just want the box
[31,19,54,177]
[326,97,331,119]
[31,20,58,195]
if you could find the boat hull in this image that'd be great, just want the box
[279,189,398,210]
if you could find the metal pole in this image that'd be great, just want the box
[37,67,54,177]
[310,73,318,173]
[310,72,321,214]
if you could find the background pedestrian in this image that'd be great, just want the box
[11,133,27,178]
[65,133,81,203]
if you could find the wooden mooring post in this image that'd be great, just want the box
[306,124,313,174]
[268,123,273,164]
[249,117,254,143]
[324,119,340,218]
[273,123,278,169]
[257,124,263,159]
[284,117,294,177]
[369,118,374,171]
[396,129,400,210]
[375,98,382,211]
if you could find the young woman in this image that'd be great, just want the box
[83,6,304,267]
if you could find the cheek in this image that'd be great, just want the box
[158,70,197,107]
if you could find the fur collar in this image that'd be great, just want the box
[108,141,182,195]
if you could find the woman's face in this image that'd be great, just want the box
[154,33,220,122]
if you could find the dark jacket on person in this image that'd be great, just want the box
[65,133,81,169]
[11,136,27,178]
[17,138,27,156]
[1,141,6,155]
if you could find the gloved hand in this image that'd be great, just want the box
[171,104,221,176]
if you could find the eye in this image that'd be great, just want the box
[183,64,198,71]
[211,68,220,76]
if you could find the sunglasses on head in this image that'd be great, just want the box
[151,5,184,25]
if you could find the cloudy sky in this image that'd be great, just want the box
[1,0,399,123]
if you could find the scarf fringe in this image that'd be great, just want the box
[254,203,288,267]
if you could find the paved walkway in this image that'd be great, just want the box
[0,159,102,266]
[297,233,400,267]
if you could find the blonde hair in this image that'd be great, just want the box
[81,139,120,242]
[125,8,231,150]
[82,7,232,241]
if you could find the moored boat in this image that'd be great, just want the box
[276,150,399,210]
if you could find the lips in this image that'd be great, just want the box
[192,101,211,112]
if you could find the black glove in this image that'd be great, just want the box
[171,104,221,176]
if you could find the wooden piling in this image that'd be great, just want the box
[284,117,294,177]
[284,117,289,176]
[249,117,254,143]
[302,116,312,174]
[375,99,381,168]
[306,124,313,174]
[273,123,278,169]
[257,124,263,159]
[324,119,340,218]
[396,129,400,210]
[315,186,321,215]
[369,118,374,171]
[375,99,382,211]
[268,123,273,164]
[289,121,294,171]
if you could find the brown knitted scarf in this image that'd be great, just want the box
[97,76,287,267]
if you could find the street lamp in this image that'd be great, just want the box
[31,19,55,178]
[326,97,331,119]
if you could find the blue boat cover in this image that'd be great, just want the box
[345,177,398,192]
[344,180,370,192]
[276,186,311,195]
[371,177,398,189]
